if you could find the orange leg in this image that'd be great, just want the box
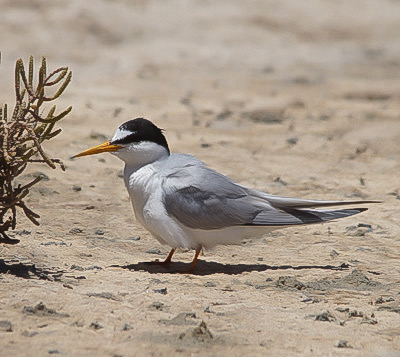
[186,247,202,273]
[163,248,175,264]
[146,248,175,266]
[145,247,201,273]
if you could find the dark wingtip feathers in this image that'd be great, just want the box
[288,207,369,225]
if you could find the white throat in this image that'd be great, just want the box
[112,141,169,171]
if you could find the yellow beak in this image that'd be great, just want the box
[72,141,122,158]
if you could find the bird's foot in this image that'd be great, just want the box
[176,247,201,274]
[144,248,175,266]
[144,260,172,267]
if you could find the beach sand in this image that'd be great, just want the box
[1,1,400,355]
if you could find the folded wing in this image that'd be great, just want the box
[163,164,373,230]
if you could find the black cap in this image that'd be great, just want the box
[110,118,170,154]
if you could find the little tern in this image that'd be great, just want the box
[73,118,376,272]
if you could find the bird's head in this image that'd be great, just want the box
[73,118,170,166]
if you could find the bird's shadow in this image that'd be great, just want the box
[110,260,350,276]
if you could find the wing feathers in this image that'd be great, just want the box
[247,189,379,209]
[251,207,368,226]
[163,164,374,230]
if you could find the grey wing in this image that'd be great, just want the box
[163,165,368,230]
[163,166,263,229]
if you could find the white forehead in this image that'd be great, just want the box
[111,128,135,142]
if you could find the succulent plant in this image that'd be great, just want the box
[0,54,72,244]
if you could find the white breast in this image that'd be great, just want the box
[124,163,192,248]
[124,164,153,227]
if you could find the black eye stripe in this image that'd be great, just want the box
[110,118,170,154]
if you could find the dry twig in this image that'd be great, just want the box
[0,55,72,244]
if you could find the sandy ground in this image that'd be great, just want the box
[1,0,400,356]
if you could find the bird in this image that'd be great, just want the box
[73,118,376,272]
